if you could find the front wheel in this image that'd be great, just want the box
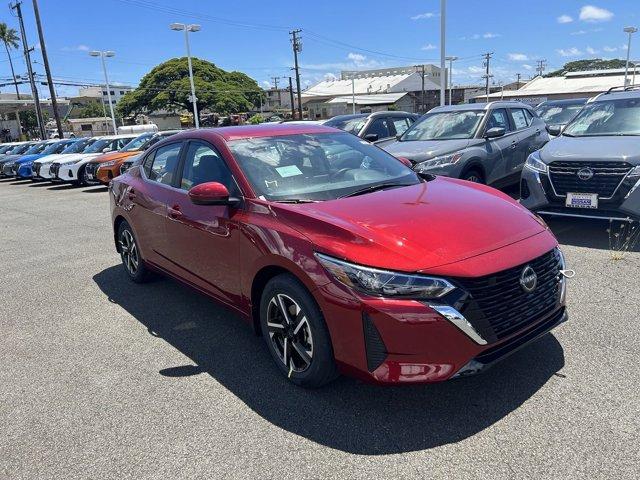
[461,168,485,184]
[260,274,337,388]
[76,165,88,187]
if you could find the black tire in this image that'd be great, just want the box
[461,168,485,184]
[76,165,88,187]
[117,221,151,283]
[260,274,338,388]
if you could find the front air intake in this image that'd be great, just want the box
[362,313,387,372]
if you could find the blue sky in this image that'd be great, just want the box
[2,0,638,98]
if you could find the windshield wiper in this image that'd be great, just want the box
[340,183,414,199]
[273,199,317,204]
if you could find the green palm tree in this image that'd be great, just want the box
[0,22,22,138]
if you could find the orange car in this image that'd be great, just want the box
[86,130,180,184]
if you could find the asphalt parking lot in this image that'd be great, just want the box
[1,178,638,479]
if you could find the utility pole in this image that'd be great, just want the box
[290,29,303,119]
[284,76,295,119]
[536,59,547,78]
[439,0,446,107]
[446,56,458,105]
[12,0,45,139]
[351,78,355,114]
[271,76,281,110]
[415,65,426,112]
[516,73,522,88]
[482,52,494,102]
[32,0,63,138]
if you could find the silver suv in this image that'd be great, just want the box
[382,101,548,186]
[521,86,640,221]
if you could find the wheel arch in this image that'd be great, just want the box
[460,159,486,181]
[113,215,127,252]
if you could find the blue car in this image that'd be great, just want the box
[16,139,80,179]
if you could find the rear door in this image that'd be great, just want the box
[127,141,185,262]
[362,117,393,143]
[162,140,243,305]
[506,108,535,178]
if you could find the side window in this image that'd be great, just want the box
[180,142,236,193]
[391,117,411,136]
[486,108,511,132]
[523,109,535,125]
[366,118,391,139]
[147,143,182,186]
[510,109,529,130]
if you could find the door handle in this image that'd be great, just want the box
[510,141,518,150]
[168,205,183,219]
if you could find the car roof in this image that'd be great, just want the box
[592,86,640,102]
[536,98,588,106]
[431,101,533,113]
[170,124,339,142]
[325,114,368,122]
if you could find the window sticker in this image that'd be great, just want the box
[275,165,303,177]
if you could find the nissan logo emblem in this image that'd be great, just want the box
[519,265,538,293]
[577,167,594,181]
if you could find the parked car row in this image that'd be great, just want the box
[0,130,181,186]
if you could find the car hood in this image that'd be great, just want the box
[91,151,138,164]
[57,153,101,165]
[383,139,473,163]
[35,154,71,165]
[16,153,44,164]
[272,177,548,272]
[0,154,24,164]
[540,135,640,164]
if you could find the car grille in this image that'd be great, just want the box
[455,249,562,342]
[548,161,633,198]
[50,163,60,177]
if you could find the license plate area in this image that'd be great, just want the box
[566,192,598,209]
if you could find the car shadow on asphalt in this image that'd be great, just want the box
[28,182,53,188]
[47,184,77,191]
[8,180,32,185]
[545,217,639,251]
[93,265,565,455]
[82,186,109,193]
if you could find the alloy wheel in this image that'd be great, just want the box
[119,229,139,276]
[266,293,314,373]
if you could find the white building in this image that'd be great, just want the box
[479,67,640,104]
[302,65,446,119]
[79,85,134,107]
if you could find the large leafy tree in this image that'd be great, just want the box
[546,58,630,77]
[117,57,264,122]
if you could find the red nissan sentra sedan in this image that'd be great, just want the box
[109,124,570,387]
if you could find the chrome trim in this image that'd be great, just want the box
[536,210,633,222]
[547,163,633,201]
[429,304,487,345]
[625,177,640,200]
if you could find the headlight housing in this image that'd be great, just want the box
[414,152,464,172]
[628,165,640,177]
[315,253,456,299]
[525,152,548,173]
[99,160,117,168]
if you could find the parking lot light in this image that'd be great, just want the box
[89,50,117,134]
[624,26,638,86]
[170,23,201,128]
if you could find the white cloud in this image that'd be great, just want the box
[522,64,533,70]
[411,12,437,20]
[586,46,598,55]
[323,72,337,81]
[571,30,588,35]
[261,80,271,88]
[557,47,583,57]
[579,5,614,23]
[421,43,437,51]
[62,44,90,52]
[508,53,529,61]
[347,52,366,62]
[557,15,573,24]
[483,32,501,39]
[468,66,485,74]
[603,46,617,52]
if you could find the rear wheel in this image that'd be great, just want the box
[260,274,337,388]
[461,168,484,184]
[117,221,150,283]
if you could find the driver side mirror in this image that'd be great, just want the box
[364,133,379,142]
[397,156,413,167]
[546,125,562,136]
[188,182,240,206]
[484,127,506,139]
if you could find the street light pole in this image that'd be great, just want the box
[439,0,446,107]
[624,26,638,86]
[90,50,117,134]
[446,56,458,105]
[171,23,201,128]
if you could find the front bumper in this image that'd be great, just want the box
[96,164,119,184]
[55,162,81,182]
[2,162,16,177]
[16,163,33,179]
[520,166,640,221]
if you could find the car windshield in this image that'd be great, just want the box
[41,141,72,155]
[23,143,48,155]
[139,132,177,150]
[84,139,112,153]
[9,143,33,154]
[401,111,485,141]
[563,98,640,137]
[535,103,584,125]
[0,144,16,153]
[121,133,153,152]
[61,138,91,153]
[228,132,420,202]
[324,116,367,135]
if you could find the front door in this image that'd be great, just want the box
[483,108,517,184]
[163,140,243,306]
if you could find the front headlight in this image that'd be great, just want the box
[525,152,548,173]
[99,160,117,169]
[415,152,464,172]
[315,253,456,299]
[628,165,640,177]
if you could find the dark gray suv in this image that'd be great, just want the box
[521,86,640,221]
[382,102,548,186]
[323,111,418,144]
